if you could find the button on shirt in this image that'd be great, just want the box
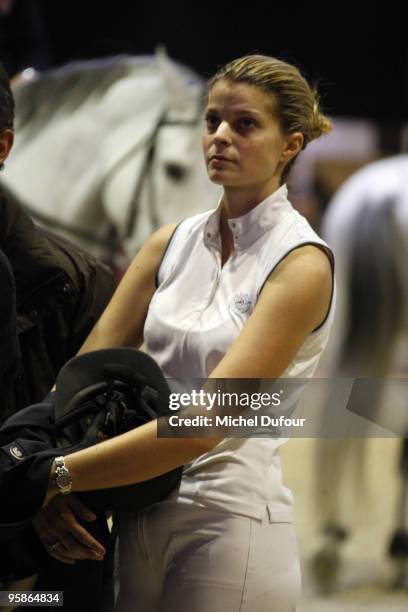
[144,184,336,521]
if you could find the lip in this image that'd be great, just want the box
[209,154,234,162]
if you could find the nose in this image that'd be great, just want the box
[213,120,232,145]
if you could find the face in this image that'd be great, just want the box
[0,128,13,166]
[203,80,301,194]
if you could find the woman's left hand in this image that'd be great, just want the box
[33,494,106,564]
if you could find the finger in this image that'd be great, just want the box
[32,515,54,545]
[45,543,75,564]
[48,549,75,564]
[60,512,106,555]
[52,533,104,561]
[66,495,97,522]
[46,537,103,562]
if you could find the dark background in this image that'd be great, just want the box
[2,0,407,123]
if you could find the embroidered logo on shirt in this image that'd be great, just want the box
[230,292,252,314]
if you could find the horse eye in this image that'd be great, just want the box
[164,163,187,181]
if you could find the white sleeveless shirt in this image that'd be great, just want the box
[144,184,336,522]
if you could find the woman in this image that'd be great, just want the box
[37,55,334,611]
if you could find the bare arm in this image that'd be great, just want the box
[79,223,177,352]
[44,244,332,502]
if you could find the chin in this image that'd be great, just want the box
[207,171,225,184]
[208,176,225,186]
[207,170,236,187]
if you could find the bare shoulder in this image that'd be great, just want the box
[262,243,333,332]
[144,223,179,258]
[127,223,178,275]
[269,244,333,285]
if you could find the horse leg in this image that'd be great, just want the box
[311,437,369,593]
[388,437,408,588]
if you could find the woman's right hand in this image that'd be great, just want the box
[32,494,106,564]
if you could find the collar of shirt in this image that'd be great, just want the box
[203,183,293,251]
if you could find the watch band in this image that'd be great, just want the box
[54,455,73,495]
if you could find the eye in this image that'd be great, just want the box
[204,113,220,131]
[238,117,256,129]
[164,162,187,181]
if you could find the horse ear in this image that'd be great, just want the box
[155,45,202,118]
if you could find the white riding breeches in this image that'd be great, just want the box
[117,501,301,612]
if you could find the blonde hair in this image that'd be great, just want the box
[209,55,332,184]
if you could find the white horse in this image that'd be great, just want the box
[1,50,221,263]
[313,154,408,590]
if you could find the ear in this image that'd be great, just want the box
[155,45,201,119]
[279,132,304,164]
[0,129,14,165]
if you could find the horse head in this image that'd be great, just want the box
[1,53,221,263]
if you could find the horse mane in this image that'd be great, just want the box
[14,54,204,130]
[340,196,405,376]
[13,55,157,128]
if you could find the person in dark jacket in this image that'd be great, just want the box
[0,63,115,425]
[0,62,116,610]
[0,188,115,423]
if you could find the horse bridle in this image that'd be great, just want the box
[125,113,203,246]
[5,106,204,258]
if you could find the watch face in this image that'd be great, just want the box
[57,472,71,488]
[56,465,72,491]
